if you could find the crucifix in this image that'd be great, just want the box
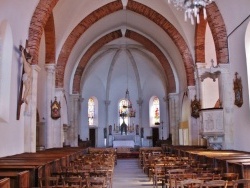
[16,40,32,120]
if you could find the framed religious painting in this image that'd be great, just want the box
[233,72,243,107]
[51,97,61,119]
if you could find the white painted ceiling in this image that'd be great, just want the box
[52,0,199,94]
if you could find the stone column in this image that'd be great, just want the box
[78,96,84,141]
[24,64,41,152]
[168,93,179,145]
[218,64,234,149]
[44,64,55,149]
[54,88,65,148]
[195,63,205,101]
[187,86,201,145]
[69,94,80,147]
[105,100,110,147]
[163,96,169,140]
[137,98,143,146]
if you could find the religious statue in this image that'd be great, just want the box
[20,45,32,105]
[104,128,107,139]
[120,120,127,135]
[191,95,201,118]
[109,125,112,135]
[136,124,139,135]
[140,127,144,138]
[233,72,243,107]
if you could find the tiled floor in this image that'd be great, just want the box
[112,159,154,187]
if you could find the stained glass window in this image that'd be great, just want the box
[119,99,129,126]
[153,97,160,125]
[88,98,94,126]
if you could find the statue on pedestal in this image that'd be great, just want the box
[120,119,127,135]
[109,125,112,135]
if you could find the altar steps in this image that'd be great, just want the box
[116,147,139,159]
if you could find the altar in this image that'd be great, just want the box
[112,135,135,148]
[113,140,135,148]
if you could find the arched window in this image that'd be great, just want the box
[149,96,160,126]
[119,99,129,126]
[88,97,95,126]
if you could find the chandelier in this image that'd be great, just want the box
[168,0,214,24]
[120,89,136,118]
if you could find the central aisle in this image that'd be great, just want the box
[112,159,153,187]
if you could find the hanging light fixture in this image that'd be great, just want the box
[118,8,136,135]
[124,89,135,117]
[119,56,136,119]
[168,0,214,24]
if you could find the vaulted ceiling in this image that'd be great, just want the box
[28,0,228,95]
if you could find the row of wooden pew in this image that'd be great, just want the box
[0,147,87,187]
[137,145,250,188]
[162,145,250,179]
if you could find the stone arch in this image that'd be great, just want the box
[72,29,176,94]
[127,0,195,86]
[44,13,56,64]
[27,0,228,88]
[28,0,58,64]
[56,1,123,88]
[125,30,176,93]
[72,30,123,94]
[195,14,207,63]
[206,2,228,64]
[56,0,194,88]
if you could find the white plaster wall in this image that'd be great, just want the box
[202,24,219,108]
[0,0,39,157]
[213,0,250,151]
[229,19,250,151]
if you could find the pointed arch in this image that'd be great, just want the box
[44,13,56,64]
[72,30,123,94]
[206,2,228,64]
[72,29,177,94]
[28,0,58,64]
[56,1,123,88]
[127,0,195,86]
[195,13,207,63]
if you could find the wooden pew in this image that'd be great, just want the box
[0,147,86,187]
[0,178,10,188]
[0,166,38,187]
[0,171,29,188]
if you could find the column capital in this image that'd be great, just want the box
[44,64,55,74]
[70,94,80,101]
[137,98,143,106]
[78,95,84,103]
[31,64,41,72]
[55,87,64,93]
[163,96,168,102]
[168,93,178,100]
[105,100,111,106]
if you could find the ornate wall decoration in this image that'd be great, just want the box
[51,97,61,119]
[200,108,224,150]
[191,95,201,118]
[233,72,243,107]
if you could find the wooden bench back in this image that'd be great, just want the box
[0,178,10,188]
